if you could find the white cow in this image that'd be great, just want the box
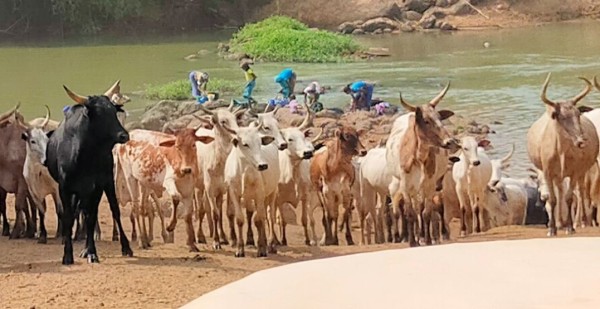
[451,137,492,236]
[223,123,275,257]
[484,181,528,227]
[275,111,321,246]
[21,125,62,244]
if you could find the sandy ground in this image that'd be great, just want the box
[186,237,600,309]
[2,195,600,309]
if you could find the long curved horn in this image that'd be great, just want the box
[234,107,246,118]
[227,100,235,111]
[264,104,271,113]
[540,73,556,108]
[594,76,600,92]
[193,113,212,125]
[197,103,214,116]
[104,80,121,97]
[429,81,450,107]
[298,101,313,130]
[15,112,32,130]
[501,143,515,164]
[311,127,324,144]
[63,85,87,105]
[399,92,417,112]
[572,77,592,105]
[41,105,51,128]
[0,102,20,123]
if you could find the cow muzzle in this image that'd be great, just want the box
[278,143,288,151]
[358,149,367,157]
[117,131,130,144]
[472,160,481,166]
[258,163,268,171]
[181,167,192,175]
[303,150,314,159]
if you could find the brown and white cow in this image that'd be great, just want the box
[310,125,367,246]
[527,73,599,236]
[385,83,457,246]
[115,128,214,251]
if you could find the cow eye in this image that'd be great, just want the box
[243,143,249,148]
[221,120,226,125]
[288,138,293,142]
[464,147,468,151]
[31,140,36,144]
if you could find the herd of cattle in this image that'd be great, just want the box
[1,73,600,265]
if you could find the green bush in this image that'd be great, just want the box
[145,78,243,100]
[229,16,360,63]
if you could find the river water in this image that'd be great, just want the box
[2,21,600,178]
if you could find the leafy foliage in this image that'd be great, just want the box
[229,16,360,63]
[145,78,243,100]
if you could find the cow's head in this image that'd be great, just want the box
[0,103,20,128]
[21,127,52,165]
[195,102,243,139]
[159,128,214,176]
[224,121,274,171]
[252,106,288,150]
[540,73,593,149]
[336,126,367,157]
[399,82,457,149]
[63,81,129,145]
[450,136,490,167]
[488,143,515,189]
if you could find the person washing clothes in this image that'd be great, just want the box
[189,70,209,103]
[303,81,323,105]
[274,68,296,99]
[241,59,257,104]
[343,80,374,111]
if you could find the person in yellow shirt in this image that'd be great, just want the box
[241,60,257,104]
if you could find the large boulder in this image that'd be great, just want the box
[419,15,437,29]
[380,3,404,19]
[338,21,360,34]
[361,17,399,33]
[400,0,436,14]
[139,100,201,131]
[403,10,423,21]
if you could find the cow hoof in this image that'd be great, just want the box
[565,228,576,235]
[196,236,207,244]
[25,229,36,239]
[62,255,74,265]
[2,229,10,237]
[37,236,47,244]
[122,247,134,257]
[212,243,222,250]
[547,229,557,237]
[393,233,401,243]
[87,254,100,264]
[235,251,245,258]
[281,239,288,246]
[256,250,268,258]
[346,239,355,246]
[189,246,200,253]
[268,245,277,254]
[161,233,169,243]
[409,240,419,248]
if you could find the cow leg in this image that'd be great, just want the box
[300,198,311,246]
[227,195,238,247]
[421,201,432,246]
[455,183,469,236]
[384,201,393,243]
[0,189,9,236]
[267,195,279,254]
[217,194,229,245]
[182,197,199,252]
[343,196,354,246]
[104,182,133,257]
[79,188,102,263]
[10,186,28,239]
[204,194,214,238]
[390,191,402,243]
[307,197,318,246]
[133,204,146,249]
[280,206,289,247]
[545,178,558,237]
[26,193,37,239]
[206,190,224,250]
[129,210,137,241]
[60,190,78,265]
[255,193,268,257]
[404,199,418,247]
[591,205,599,227]
[147,199,155,244]
[150,193,168,244]
[194,190,207,244]
[139,190,151,248]
[73,210,85,241]
[230,190,245,258]
[564,178,577,235]
[94,220,101,241]
[112,220,119,241]
[37,199,48,244]
[245,208,255,247]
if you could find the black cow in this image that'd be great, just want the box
[46,84,132,264]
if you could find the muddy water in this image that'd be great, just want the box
[2,21,600,177]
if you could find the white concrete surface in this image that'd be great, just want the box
[182,238,600,309]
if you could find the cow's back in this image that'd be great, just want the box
[361,147,392,196]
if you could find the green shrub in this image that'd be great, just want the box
[145,78,243,100]
[229,16,360,63]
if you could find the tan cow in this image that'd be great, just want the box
[527,73,599,236]
[310,125,367,246]
[386,83,457,246]
[115,128,214,251]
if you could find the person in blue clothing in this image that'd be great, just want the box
[274,68,297,99]
[343,81,374,111]
[189,70,210,103]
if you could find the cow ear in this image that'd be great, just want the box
[21,132,29,141]
[578,105,594,113]
[159,139,176,147]
[438,110,455,121]
[449,156,460,163]
[196,135,215,144]
[415,107,424,123]
[46,130,54,139]
[231,137,239,147]
[303,129,312,138]
[261,136,275,146]
[478,139,491,148]
[314,142,325,151]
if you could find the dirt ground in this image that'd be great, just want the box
[2,195,600,309]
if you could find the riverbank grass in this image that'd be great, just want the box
[145,78,243,100]
[229,16,360,63]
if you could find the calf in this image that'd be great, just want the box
[310,126,367,246]
[451,137,492,235]
[45,85,132,264]
[116,128,214,251]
